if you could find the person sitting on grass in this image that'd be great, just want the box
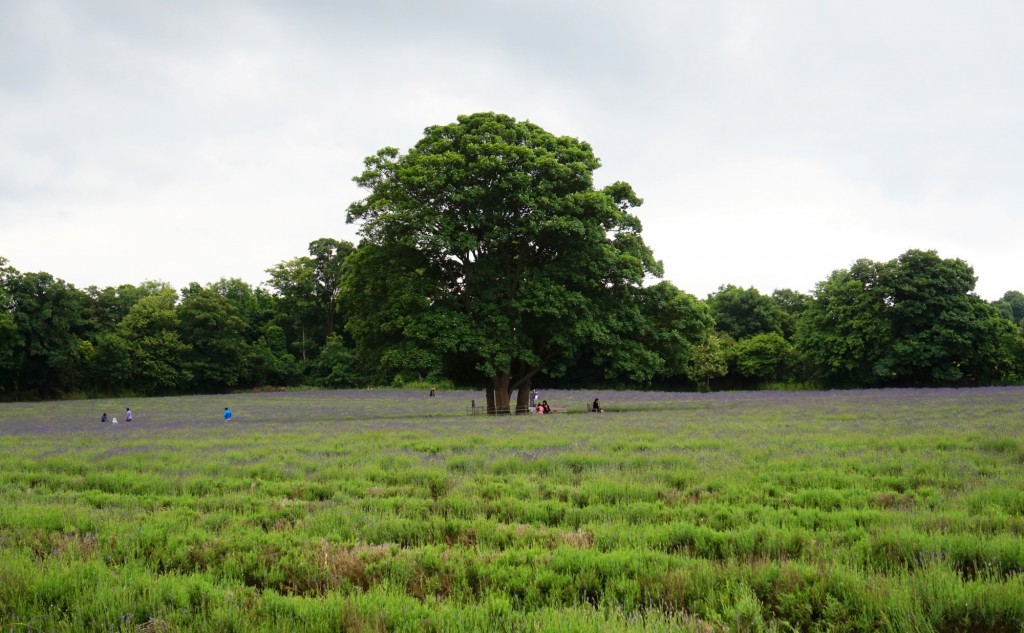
[592,398,602,412]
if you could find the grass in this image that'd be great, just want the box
[0,387,1023,631]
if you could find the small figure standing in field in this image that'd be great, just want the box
[111,416,118,424]
[429,385,436,397]
[125,407,132,422]
[100,412,108,423]
[592,398,602,413]
[224,407,232,421]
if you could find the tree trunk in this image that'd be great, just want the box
[488,373,511,414]
[485,384,495,415]
[509,361,543,415]
[515,382,531,414]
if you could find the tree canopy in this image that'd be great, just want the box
[343,112,669,412]
[796,250,1017,387]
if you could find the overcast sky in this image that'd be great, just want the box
[2,1,1021,301]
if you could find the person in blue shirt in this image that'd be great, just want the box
[224,407,232,421]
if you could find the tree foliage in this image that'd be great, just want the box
[730,332,794,382]
[178,283,248,393]
[797,250,1019,387]
[992,290,1024,326]
[117,289,191,395]
[0,264,87,398]
[344,112,664,412]
[707,285,785,341]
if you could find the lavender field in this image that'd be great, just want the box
[1,387,1023,632]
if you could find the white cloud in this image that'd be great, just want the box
[1,0,1021,300]
[646,153,1018,299]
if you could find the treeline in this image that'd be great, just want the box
[1,246,1022,401]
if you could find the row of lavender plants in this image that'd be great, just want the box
[1,387,1022,631]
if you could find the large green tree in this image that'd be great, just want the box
[178,283,248,392]
[794,259,890,387]
[796,250,1019,387]
[117,288,191,395]
[344,112,662,412]
[0,264,88,399]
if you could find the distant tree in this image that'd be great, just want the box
[178,283,248,392]
[964,313,1024,385]
[118,288,191,395]
[605,281,715,385]
[265,256,321,362]
[244,325,302,387]
[82,281,172,337]
[795,259,890,387]
[686,333,729,391]
[992,290,1024,326]
[730,332,794,382]
[0,265,87,398]
[265,240,356,364]
[344,112,663,412]
[770,288,810,340]
[308,238,355,341]
[0,259,16,394]
[310,334,360,388]
[796,250,1016,387]
[205,278,269,342]
[91,332,134,394]
[707,285,785,341]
